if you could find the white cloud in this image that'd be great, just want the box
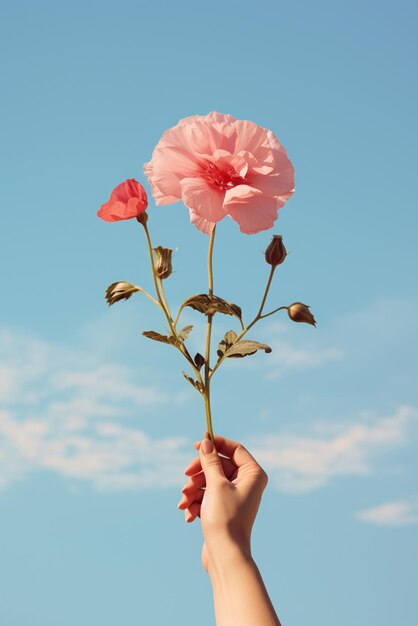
[0,323,417,496]
[0,328,190,490]
[250,405,418,493]
[236,320,343,378]
[355,497,418,526]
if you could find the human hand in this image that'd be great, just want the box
[178,434,268,572]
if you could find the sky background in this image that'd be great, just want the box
[1,0,418,624]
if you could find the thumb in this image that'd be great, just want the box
[199,438,225,484]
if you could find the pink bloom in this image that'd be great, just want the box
[97,179,148,222]
[144,112,294,234]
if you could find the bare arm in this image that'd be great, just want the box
[178,435,282,626]
[208,543,281,626]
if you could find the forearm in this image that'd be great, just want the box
[207,544,282,626]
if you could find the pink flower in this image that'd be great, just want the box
[144,112,295,234]
[97,179,148,222]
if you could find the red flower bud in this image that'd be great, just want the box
[287,302,317,326]
[97,179,148,222]
[265,235,287,267]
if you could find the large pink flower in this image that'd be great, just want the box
[144,112,295,234]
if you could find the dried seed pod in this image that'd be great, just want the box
[153,246,173,279]
[265,235,287,267]
[105,281,140,305]
[287,302,317,326]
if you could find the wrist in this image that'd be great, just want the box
[206,539,253,579]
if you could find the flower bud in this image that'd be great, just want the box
[287,302,317,326]
[105,281,140,306]
[136,212,148,226]
[97,179,148,222]
[265,235,287,267]
[153,246,173,279]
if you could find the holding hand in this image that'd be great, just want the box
[178,434,268,571]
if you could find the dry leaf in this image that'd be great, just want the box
[142,330,178,346]
[217,330,238,357]
[183,294,242,320]
[178,325,193,341]
[182,371,203,392]
[224,340,272,358]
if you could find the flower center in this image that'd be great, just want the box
[199,159,246,192]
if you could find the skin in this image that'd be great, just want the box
[178,434,282,626]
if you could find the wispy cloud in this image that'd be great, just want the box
[355,497,418,526]
[250,405,418,493]
[1,319,417,495]
[249,320,343,378]
[0,328,190,490]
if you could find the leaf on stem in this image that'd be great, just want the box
[142,330,178,346]
[183,294,242,321]
[224,340,272,359]
[182,371,203,392]
[178,325,193,341]
[217,330,238,357]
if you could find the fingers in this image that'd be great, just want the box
[178,488,204,512]
[200,434,258,468]
[185,501,201,523]
[184,454,237,479]
[185,434,257,475]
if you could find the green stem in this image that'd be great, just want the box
[204,225,216,442]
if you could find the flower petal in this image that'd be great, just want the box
[224,185,278,234]
[249,169,295,202]
[189,209,216,234]
[180,177,226,222]
[178,112,237,125]
[233,120,272,158]
[97,201,132,222]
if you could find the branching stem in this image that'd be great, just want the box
[209,266,281,379]
[141,222,204,389]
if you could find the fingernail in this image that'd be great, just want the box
[185,510,191,522]
[201,438,213,455]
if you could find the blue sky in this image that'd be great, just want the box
[1,1,417,624]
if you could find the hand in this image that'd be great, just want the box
[178,434,268,572]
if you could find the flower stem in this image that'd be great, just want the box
[141,222,204,387]
[173,304,185,330]
[209,266,277,379]
[259,305,288,320]
[204,225,216,442]
[134,285,161,308]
